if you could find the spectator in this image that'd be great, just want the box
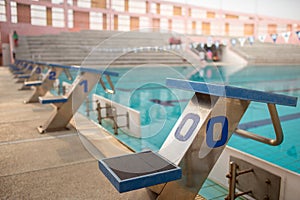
[206,50,213,61]
[13,31,18,47]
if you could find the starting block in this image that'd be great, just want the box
[39,96,68,104]
[99,78,297,200]
[12,61,36,84]
[9,60,31,76]
[24,80,43,87]
[18,61,48,90]
[17,74,31,79]
[99,151,181,193]
[24,62,73,103]
[37,65,118,133]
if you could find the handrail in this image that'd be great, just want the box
[234,103,283,146]
[99,74,115,94]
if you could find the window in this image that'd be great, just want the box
[17,3,31,24]
[173,6,182,16]
[31,5,46,26]
[225,14,238,19]
[207,12,215,18]
[125,0,129,12]
[0,0,6,22]
[52,7,64,27]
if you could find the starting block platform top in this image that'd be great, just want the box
[98,151,182,193]
[166,78,298,107]
[39,96,68,104]
[18,74,31,79]
[13,71,24,75]
[24,80,43,87]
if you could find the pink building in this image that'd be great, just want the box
[1,0,300,64]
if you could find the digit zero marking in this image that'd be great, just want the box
[175,113,200,142]
[206,116,228,148]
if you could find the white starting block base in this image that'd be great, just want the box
[98,151,181,193]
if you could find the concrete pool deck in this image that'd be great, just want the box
[0,66,166,199]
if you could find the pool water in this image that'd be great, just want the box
[57,64,300,174]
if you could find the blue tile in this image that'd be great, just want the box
[199,186,226,199]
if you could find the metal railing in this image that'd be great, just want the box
[234,103,283,146]
[95,100,129,135]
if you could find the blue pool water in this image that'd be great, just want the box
[58,64,300,174]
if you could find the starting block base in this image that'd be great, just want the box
[98,151,181,193]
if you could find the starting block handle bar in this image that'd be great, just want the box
[235,103,283,146]
[99,74,115,94]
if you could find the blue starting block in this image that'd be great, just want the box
[36,63,118,133]
[99,151,181,193]
[99,78,297,199]
[24,62,72,103]
[11,60,35,80]
[24,80,43,87]
[39,96,68,104]
[17,61,48,90]
[18,74,31,79]
[13,71,24,75]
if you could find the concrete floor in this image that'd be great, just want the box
[0,67,158,199]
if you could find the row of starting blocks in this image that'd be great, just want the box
[10,59,118,133]
[9,59,298,200]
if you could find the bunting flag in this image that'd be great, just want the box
[271,34,278,43]
[230,38,237,46]
[248,36,254,45]
[221,39,227,46]
[238,37,246,46]
[296,31,300,41]
[215,40,219,49]
[200,42,205,48]
[258,35,266,43]
[207,37,213,47]
[281,32,291,43]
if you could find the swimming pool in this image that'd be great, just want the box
[59,64,300,174]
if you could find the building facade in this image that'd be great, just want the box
[1,0,300,44]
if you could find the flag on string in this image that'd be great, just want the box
[296,31,300,41]
[238,37,246,46]
[271,34,278,43]
[281,32,291,43]
[231,38,237,46]
[258,35,266,43]
[248,36,254,45]
[215,40,219,49]
[221,39,227,46]
[207,37,213,47]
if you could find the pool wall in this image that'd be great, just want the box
[209,146,300,200]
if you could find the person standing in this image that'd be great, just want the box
[13,31,19,47]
